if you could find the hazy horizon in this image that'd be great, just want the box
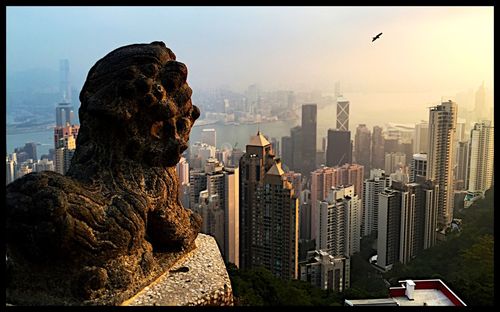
[7,6,493,95]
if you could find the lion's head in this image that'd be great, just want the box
[73,41,200,169]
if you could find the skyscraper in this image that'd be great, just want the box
[59,59,71,102]
[201,128,217,147]
[281,136,292,168]
[239,131,275,270]
[302,104,317,175]
[55,102,74,127]
[299,250,350,292]
[54,124,79,149]
[326,129,351,167]
[384,152,406,175]
[317,185,361,256]
[354,124,371,176]
[410,153,427,183]
[290,126,302,172]
[310,164,364,243]
[310,166,340,242]
[376,189,401,270]
[254,160,299,279]
[414,121,429,154]
[176,156,190,208]
[427,100,457,231]
[55,135,76,175]
[454,141,469,191]
[467,121,494,195]
[336,97,349,131]
[299,189,312,240]
[362,169,391,237]
[371,126,385,170]
[377,177,438,270]
[190,158,239,267]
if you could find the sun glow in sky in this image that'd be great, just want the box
[7,6,493,94]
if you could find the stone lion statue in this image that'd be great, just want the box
[6,41,202,305]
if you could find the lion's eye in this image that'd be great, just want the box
[156,84,163,92]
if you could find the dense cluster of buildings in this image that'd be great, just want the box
[6,75,492,305]
[175,82,493,298]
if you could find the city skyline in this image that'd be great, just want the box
[5,6,494,306]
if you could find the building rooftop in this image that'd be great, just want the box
[248,131,271,147]
[266,161,285,176]
[345,279,466,306]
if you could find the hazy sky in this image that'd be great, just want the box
[7,6,494,93]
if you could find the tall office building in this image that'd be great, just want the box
[201,128,217,148]
[55,102,74,127]
[410,153,427,183]
[54,124,80,149]
[55,136,76,175]
[317,185,361,256]
[270,137,280,158]
[427,100,457,230]
[189,170,208,209]
[59,59,71,102]
[336,97,349,131]
[310,166,340,242]
[414,121,429,154]
[326,129,352,167]
[310,164,364,242]
[371,126,385,170]
[362,169,391,237]
[467,121,494,195]
[52,122,77,176]
[229,148,245,167]
[281,136,292,168]
[253,160,299,279]
[354,124,371,177]
[377,177,438,271]
[299,250,350,291]
[384,152,406,175]
[290,126,302,172]
[299,189,312,240]
[189,142,216,169]
[302,104,317,175]
[239,131,275,270]
[376,189,401,270]
[176,157,190,208]
[190,158,239,267]
[384,136,399,155]
[216,149,231,166]
[21,142,37,162]
[399,139,414,166]
[454,142,469,191]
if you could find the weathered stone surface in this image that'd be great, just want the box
[122,234,233,306]
[6,41,202,305]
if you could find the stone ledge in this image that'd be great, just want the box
[121,234,233,306]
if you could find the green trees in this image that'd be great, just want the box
[384,187,494,306]
[227,187,493,306]
[227,264,343,306]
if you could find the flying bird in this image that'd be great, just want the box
[372,32,383,42]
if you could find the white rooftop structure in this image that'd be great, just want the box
[345,279,466,306]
